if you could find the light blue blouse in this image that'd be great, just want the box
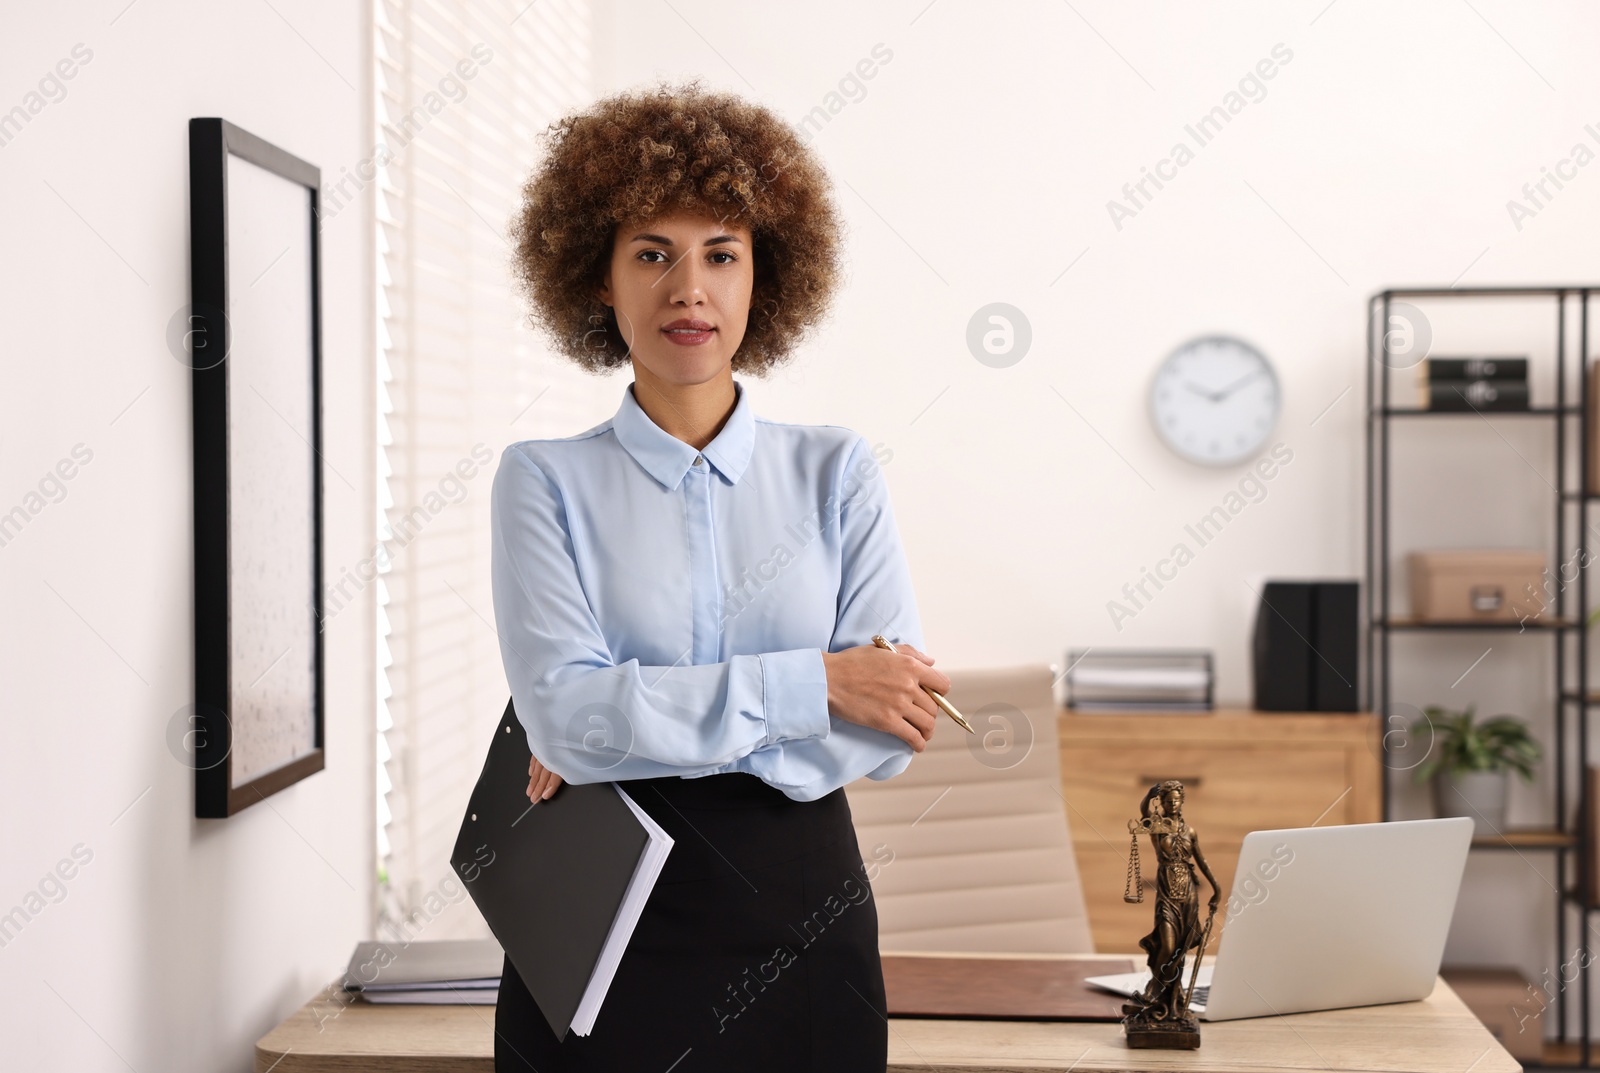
[489,378,926,802]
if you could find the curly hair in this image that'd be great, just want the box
[507,78,845,376]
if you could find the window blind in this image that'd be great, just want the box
[373,0,605,941]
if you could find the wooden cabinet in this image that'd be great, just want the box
[1058,708,1382,953]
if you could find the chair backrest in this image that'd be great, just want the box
[844,663,1095,954]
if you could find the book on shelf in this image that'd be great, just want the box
[1418,356,1528,381]
[1417,379,1530,411]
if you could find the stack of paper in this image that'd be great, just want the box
[341,937,504,1005]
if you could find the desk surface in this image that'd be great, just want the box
[256,951,1522,1073]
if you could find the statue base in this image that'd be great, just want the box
[1123,1014,1201,1050]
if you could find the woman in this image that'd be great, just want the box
[1124,780,1219,1024]
[488,79,949,1072]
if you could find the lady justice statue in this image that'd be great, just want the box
[1121,779,1220,1049]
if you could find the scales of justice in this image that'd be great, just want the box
[1120,779,1221,1050]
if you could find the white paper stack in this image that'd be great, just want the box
[341,937,504,1005]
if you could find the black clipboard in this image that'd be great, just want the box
[450,698,672,1039]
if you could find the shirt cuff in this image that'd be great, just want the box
[757,648,832,746]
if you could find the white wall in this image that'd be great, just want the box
[0,3,374,1071]
[592,0,1600,1046]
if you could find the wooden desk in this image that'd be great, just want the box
[256,952,1522,1072]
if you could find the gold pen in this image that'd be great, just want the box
[871,634,974,733]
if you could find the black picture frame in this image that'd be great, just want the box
[188,117,325,818]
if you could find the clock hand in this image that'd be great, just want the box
[1212,368,1264,400]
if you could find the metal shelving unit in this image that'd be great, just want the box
[1365,286,1596,1067]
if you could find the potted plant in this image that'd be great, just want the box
[1410,705,1540,836]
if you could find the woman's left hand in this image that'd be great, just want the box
[527,754,564,802]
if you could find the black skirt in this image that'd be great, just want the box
[494,771,889,1073]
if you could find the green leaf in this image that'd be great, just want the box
[1410,705,1540,779]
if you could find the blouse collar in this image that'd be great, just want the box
[613,377,755,490]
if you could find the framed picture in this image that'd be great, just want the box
[188,117,324,817]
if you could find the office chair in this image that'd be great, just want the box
[845,663,1095,954]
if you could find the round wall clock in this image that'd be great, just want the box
[1149,335,1281,466]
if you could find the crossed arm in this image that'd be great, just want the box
[490,438,948,804]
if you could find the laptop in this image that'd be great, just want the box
[1086,816,1474,1021]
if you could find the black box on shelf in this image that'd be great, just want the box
[1415,356,1530,411]
[1252,580,1359,712]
